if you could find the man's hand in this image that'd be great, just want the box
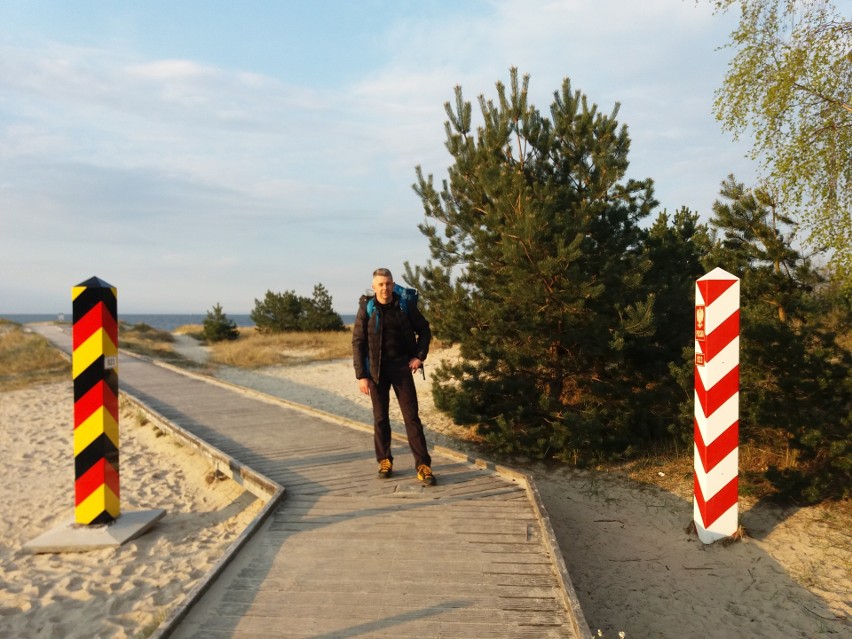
[358,378,373,395]
[408,358,422,374]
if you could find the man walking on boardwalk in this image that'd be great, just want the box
[352,268,436,485]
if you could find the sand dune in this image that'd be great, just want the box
[0,382,262,639]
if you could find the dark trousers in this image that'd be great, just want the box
[370,361,431,469]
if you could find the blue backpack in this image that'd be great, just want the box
[365,283,418,322]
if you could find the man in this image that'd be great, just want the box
[352,268,436,485]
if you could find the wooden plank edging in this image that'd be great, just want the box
[120,391,285,639]
[525,474,593,639]
[40,339,287,639]
[427,444,593,639]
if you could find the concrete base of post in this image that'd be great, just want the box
[23,509,165,554]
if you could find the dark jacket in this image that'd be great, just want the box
[352,292,431,383]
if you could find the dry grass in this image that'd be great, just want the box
[67,319,351,369]
[208,328,352,368]
[174,324,204,336]
[0,320,70,391]
[604,432,844,509]
[119,321,185,362]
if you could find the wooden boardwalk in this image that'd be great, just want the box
[33,325,589,639]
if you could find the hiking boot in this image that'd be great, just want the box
[378,458,393,479]
[417,464,436,486]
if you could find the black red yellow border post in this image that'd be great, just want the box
[72,276,120,525]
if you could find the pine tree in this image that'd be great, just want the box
[251,290,303,333]
[702,176,851,502]
[406,69,657,460]
[202,303,239,342]
[302,284,345,332]
[632,208,713,444]
[251,284,344,333]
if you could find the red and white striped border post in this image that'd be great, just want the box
[693,267,740,544]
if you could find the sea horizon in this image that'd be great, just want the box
[1,313,357,332]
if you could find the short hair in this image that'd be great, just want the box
[372,268,393,279]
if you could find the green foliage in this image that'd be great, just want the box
[634,208,714,443]
[698,176,851,502]
[303,283,346,332]
[711,0,851,283]
[202,303,239,343]
[252,290,303,332]
[407,68,662,460]
[250,283,344,333]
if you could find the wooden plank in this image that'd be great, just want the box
[221,583,562,600]
[189,618,573,639]
[214,590,564,612]
[208,603,569,626]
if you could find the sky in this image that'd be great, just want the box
[0,0,758,315]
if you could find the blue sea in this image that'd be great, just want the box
[1,313,357,331]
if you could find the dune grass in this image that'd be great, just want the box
[86,320,352,369]
[119,322,185,362]
[0,319,190,390]
[0,320,70,391]
[208,328,353,368]
[173,323,204,337]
